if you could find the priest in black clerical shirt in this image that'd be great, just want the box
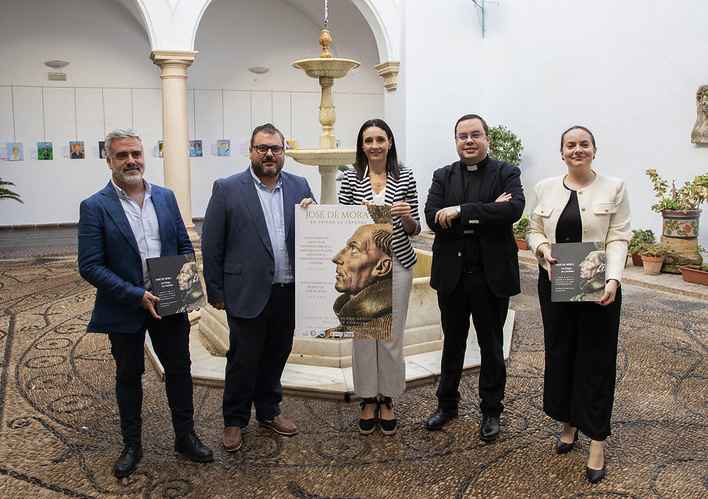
[423,114,525,441]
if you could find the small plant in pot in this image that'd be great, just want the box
[679,263,708,286]
[513,215,529,250]
[639,243,671,275]
[628,229,655,267]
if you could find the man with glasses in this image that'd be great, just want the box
[78,129,213,479]
[202,123,314,452]
[423,114,525,441]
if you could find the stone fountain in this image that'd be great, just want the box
[285,28,359,203]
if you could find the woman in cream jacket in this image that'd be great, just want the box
[527,126,630,484]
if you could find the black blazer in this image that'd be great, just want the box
[424,158,525,297]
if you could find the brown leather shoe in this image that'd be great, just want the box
[259,415,298,436]
[223,426,242,452]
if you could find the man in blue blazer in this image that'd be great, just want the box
[78,129,213,479]
[202,123,314,452]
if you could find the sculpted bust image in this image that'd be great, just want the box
[691,85,708,144]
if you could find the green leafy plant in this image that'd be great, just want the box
[646,169,708,212]
[683,263,708,272]
[0,178,22,203]
[489,125,523,167]
[513,214,529,239]
[628,229,655,254]
[639,243,673,258]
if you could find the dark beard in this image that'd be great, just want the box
[251,160,282,177]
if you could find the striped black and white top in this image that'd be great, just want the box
[338,165,420,269]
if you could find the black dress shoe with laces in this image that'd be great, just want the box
[556,428,579,454]
[424,408,457,431]
[358,397,378,435]
[175,432,214,463]
[585,464,607,484]
[113,444,143,479]
[480,414,500,442]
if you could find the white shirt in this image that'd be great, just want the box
[111,180,162,289]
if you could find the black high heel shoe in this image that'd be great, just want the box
[556,428,578,454]
[585,463,607,484]
[358,397,378,435]
[378,396,398,436]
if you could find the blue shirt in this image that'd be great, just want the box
[111,180,162,289]
[249,167,293,283]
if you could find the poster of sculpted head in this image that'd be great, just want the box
[295,204,393,340]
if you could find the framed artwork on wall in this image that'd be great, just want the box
[216,139,231,157]
[157,140,164,158]
[69,141,85,159]
[98,141,107,159]
[37,142,53,160]
[6,142,24,161]
[189,140,203,158]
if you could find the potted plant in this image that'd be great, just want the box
[639,243,671,275]
[679,263,708,286]
[0,178,22,203]
[628,229,655,266]
[489,125,523,167]
[513,214,529,250]
[646,169,707,272]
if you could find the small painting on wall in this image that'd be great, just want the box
[216,139,231,157]
[69,141,85,159]
[37,142,53,160]
[6,142,24,161]
[189,140,203,158]
[99,141,107,159]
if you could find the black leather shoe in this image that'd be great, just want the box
[424,408,457,431]
[175,432,214,463]
[113,445,142,479]
[556,428,579,454]
[585,465,607,484]
[480,414,500,442]
[358,397,378,435]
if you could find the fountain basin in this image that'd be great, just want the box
[285,149,355,167]
[292,58,360,79]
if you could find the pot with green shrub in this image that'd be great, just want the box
[679,264,708,286]
[628,229,655,267]
[646,169,707,272]
[513,214,529,250]
[639,243,672,275]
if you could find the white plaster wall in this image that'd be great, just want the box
[0,0,384,225]
[402,0,708,246]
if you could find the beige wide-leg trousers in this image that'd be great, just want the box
[352,259,413,398]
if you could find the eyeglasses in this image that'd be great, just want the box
[253,144,284,155]
[456,132,486,142]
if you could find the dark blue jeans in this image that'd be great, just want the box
[223,284,295,428]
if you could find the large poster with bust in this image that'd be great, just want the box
[295,204,393,340]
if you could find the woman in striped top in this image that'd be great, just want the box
[339,119,421,435]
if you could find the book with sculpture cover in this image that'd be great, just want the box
[146,253,205,316]
[551,242,606,302]
[295,204,393,340]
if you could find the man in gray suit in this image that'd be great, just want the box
[201,123,314,452]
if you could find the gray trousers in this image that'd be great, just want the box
[352,259,412,398]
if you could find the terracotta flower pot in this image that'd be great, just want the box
[661,209,702,273]
[641,255,665,275]
[515,238,528,250]
[679,266,708,286]
[631,253,643,267]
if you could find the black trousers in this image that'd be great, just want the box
[223,284,295,428]
[108,313,194,446]
[538,267,621,440]
[436,270,509,416]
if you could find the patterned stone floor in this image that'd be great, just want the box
[0,256,706,498]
